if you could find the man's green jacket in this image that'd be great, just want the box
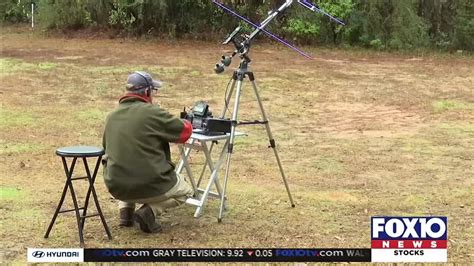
[102,94,192,200]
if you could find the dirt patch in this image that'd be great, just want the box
[1,48,65,61]
[314,102,423,137]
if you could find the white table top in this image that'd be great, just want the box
[190,130,246,141]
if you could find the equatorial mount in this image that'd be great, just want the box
[213,0,346,73]
[214,26,252,74]
[214,0,294,73]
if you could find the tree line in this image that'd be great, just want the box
[1,0,473,51]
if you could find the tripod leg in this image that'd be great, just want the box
[206,74,237,179]
[220,72,237,119]
[249,77,296,207]
[218,78,244,222]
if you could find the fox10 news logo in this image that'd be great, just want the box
[371,217,447,262]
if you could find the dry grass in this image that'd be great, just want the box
[1,26,473,263]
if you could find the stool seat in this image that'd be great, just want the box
[56,146,104,157]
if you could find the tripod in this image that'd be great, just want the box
[210,0,344,222]
[217,58,295,222]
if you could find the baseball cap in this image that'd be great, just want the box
[126,71,163,91]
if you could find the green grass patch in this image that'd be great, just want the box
[400,195,429,208]
[432,100,474,112]
[235,133,264,148]
[399,135,464,158]
[311,157,345,174]
[0,108,37,129]
[438,122,474,138]
[0,187,24,201]
[76,108,109,123]
[87,65,189,79]
[0,58,35,75]
[37,62,58,70]
[87,65,136,74]
[397,211,434,216]
[189,70,201,77]
[446,188,474,202]
[94,83,109,96]
[0,142,44,155]
[147,66,189,79]
[13,208,43,219]
[400,137,435,155]
[299,190,366,204]
[0,58,58,76]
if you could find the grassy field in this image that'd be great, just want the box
[1,27,473,263]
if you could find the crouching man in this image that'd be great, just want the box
[102,71,193,233]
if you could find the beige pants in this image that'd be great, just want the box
[118,174,193,216]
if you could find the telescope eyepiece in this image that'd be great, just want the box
[214,63,225,74]
[222,56,232,67]
[214,55,233,74]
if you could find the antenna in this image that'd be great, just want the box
[297,0,346,25]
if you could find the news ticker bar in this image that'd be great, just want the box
[91,248,371,262]
[28,248,371,262]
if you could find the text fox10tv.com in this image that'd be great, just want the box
[27,216,448,263]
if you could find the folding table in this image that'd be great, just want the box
[175,130,246,218]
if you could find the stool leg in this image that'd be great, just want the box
[44,157,77,238]
[80,158,92,231]
[81,157,112,240]
[63,157,85,247]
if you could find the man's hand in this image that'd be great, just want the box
[176,120,193,143]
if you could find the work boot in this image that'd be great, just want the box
[134,204,162,233]
[119,207,134,227]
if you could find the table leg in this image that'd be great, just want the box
[194,141,228,218]
[196,141,216,187]
[201,141,225,201]
[176,139,196,175]
[178,144,198,195]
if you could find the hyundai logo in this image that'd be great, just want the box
[32,251,45,258]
